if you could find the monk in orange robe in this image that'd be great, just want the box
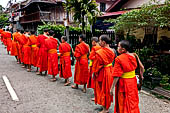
[45,30,58,81]
[1,31,6,46]
[5,29,12,54]
[24,30,38,72]
[29,31,39,69]
[87,37,101,101]
[71,34,89,93]
[11,29,21,61]
[0,29,3,42]
[16,30,29,66]
[92,35,116,113]
[59,36,72,86]
[36,29,48,75]
[110,40,144,113]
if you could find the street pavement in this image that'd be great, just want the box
[0,43,170,113]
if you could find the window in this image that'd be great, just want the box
[100,3,106,12]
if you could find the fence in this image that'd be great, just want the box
[54,30,115,49]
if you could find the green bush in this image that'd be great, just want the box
[37,24,66,35]
[145,67,162,77]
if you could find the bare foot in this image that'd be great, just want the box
[91,97,95,101]
[64,81,71,86]
[36,72,42,75]
[27,69,31,72]
[82,88,86,93]
[21,65,25,68]
[71,85,78,89]
[50,78,57,82]
[99,109,109,113]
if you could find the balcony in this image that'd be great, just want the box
[20,11,52,24]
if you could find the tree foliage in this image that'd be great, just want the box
[0,5,9,28]
[64,0,100,33]
[105,0,170,33]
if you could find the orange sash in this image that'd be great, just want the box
[48,49,57,54]
[63,52,70,56]
[81,54,87,59]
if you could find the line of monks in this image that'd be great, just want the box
[0,28,144,113]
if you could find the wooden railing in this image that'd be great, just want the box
[20,11,52,23]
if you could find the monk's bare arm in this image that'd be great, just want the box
[72,48,74,55]
[133,53,144,79]
[110,77,119,95]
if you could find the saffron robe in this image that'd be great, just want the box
[23,35,32,65]
[0,29,3,42]
[112,53,140,113]
[87,45,101,88]
[5,32,12,52]
[11,32,20,56]
[59,42,72,79]
[93,47,115,110]
[37,35,48,72]
[74,42,89,85]
[29,35,39,67]
[1,31,6,45]
[17,34,28,63]
[45,37,58,76]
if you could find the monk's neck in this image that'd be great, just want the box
[43,33,48,37]
[103,44,109,48]
[96,43,100,46]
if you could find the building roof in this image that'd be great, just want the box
[99,10,127,17]
[106,0,166,12]
[106,0,122,12]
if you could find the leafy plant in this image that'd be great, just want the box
[105,0,170,33]
[160,74,170,90]
[145,67,162,77]
[64,0,101,33]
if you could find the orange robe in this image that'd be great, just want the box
[5,32,12,52]
[59,42,72,79]
[87,45,101,88]
[17,34,28,63]
[112,53,140,113]
[0,29,3,42]
[45,37,58,76]
[74,42,89,85]
[11,32,20,56]
[23,35,32,65]
[93,48,115,110]
[1,31,6,45]
[37,35,48,72]
[29,35,39,67]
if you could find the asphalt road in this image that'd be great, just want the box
[0,43,170,113]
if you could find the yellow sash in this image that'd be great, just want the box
[81,54,87,59]
[48,49,57,54]
[32,45,37,47]
[104,63,112,67]
[121,70,135,78]
[89,60,93,67]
